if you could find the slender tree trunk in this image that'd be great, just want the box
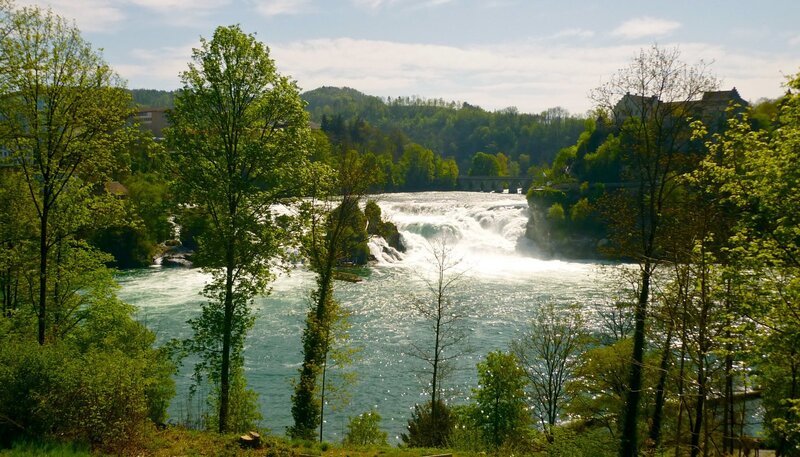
[38,206,49,345]
[219,246,235,433]
[431,303,441,445]
[691,259,710,457]
[724,282,735,456]
[318,345,327,442]
[621,264,651,457]
[648,326,673,452]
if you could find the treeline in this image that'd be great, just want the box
[303,86,587,171]
[130,88,175,108]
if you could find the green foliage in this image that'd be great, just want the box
[130,88,175,108]
[565,338,631,430]
[168,24,311,433]
[447,405,484,452]
[473,351,529,449]
[0,307,174,453]
[1,2,135,345]
[526,187,566,207]
[569,198,592,224]
[544,425,617,457]
[0,442,91,456]
[343,411,387,446]
[304,87,586,169]
[90,225,154,268]
[399,143,436,190]
[365,200,405,252]
[468,151,501,176]
[205,366,263,433]
[330,203,370,265]
[547,203,565,222]
[400,400,454,448]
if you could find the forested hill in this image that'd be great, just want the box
[130,88,175,108]
[130,86,588,169]
[302,86,588,168]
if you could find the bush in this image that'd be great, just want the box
[0,284,175,454]
[473,351,529,449]
[0,340,173,454]
[400,399,454,448]
[343,410,387,446]
[547,203,566,222]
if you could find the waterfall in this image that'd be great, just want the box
[365,192,561,280]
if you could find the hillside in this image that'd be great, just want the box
[302,86,587,168]
[129,86,587,170]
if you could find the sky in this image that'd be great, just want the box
[16,0,800,115]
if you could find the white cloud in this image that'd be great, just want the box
[550,28,595,40]
[127,0,231,27]
[127,0,228,13]
[16,0,125,33]
[112,43,197,89]
[789,34,800,46]
[612,17,681,40]
[268,38,795,114]
[351,0,454,10]
[251,0,312,17]
[114,36,796,114]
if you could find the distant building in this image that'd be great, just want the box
[613,87,748,129]
[134,107,169,140]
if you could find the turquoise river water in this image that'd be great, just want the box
[117,191,617,442]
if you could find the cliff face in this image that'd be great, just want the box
[524,202,607,260]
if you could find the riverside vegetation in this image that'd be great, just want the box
[1,1,800,456]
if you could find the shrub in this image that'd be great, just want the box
[343,410,387,446]
[547,203,566,222]
[473,351,529,449]
[400,399,454,448]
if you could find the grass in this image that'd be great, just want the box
[0,429,482,457]
[0,440,91,457]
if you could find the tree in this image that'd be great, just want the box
[696,72,800,455]
[167,25,310,433]
[468,151,500,176]
[473,351,529,449]
[408,237,468,446]
[590,45,718,457]
[343,410,388,446]
[511,303,586,441]
[399,143,435,190]
[291,150,374,441]
[0,4,133,345]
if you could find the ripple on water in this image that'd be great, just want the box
[117,192,622,442]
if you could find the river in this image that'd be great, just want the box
[117,191,617,442]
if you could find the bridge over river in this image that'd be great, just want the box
[455,176,641,193]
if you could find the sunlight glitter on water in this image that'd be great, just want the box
[117,192,617,442]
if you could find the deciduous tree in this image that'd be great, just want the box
[167,25,310,433]
[0,4,133,345]
[590,45,718,457]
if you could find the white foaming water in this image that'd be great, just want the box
[118,191,615,442]
[369,192,590,282]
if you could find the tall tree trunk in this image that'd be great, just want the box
[431,300,441,445]
[648,326,673,451]
[38,206,49,345]
[219,246,235,433]
[691,258,710,457]
[621,264,651,457]
[724,280,735,456]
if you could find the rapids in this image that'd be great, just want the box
[118,191,616,442]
